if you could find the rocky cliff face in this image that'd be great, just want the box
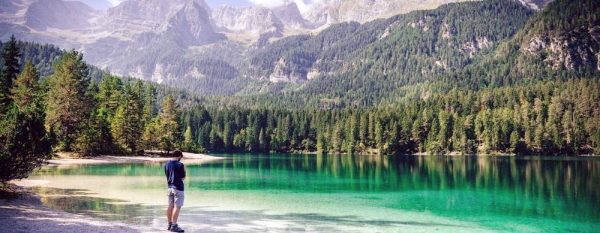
[0,0,562,93]
[517,0,554,10]
[25,0,97,31]
[525,26,600,71]
[301,0,476,28]
[163,1,222,46]
[0,0,34,15]
[212,5,283,34]
[83,0,225,81]
[272,2,307,29]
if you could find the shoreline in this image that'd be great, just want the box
[1,152,225,232]
[46,151,226,166]
[0,185,162,233]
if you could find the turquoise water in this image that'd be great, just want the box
[27,154,600,232]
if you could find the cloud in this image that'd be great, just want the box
[107,0,127,7]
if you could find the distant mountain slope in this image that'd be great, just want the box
[0,40,105,82]
[25,0,96,31]
[443,0,600,90]
[247,0,534,88]
[512,0,600,77]
[238,0,598,108]
[1,0,555,97]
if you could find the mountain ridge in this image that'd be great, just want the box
[0,0,550,88]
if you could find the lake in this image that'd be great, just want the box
[26,154,600,232]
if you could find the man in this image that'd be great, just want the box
[165,150,186,232]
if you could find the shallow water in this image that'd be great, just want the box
[27,154,600,232]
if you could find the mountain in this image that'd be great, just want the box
[517,0,554,10]
[212,5,283,34]
[272,2,307,29]
[233,0,598,108]
[24,0,96,31]
[0,0,561,96]
[5,0,600,157]
[443,0,600,90]
[247,0,535,85]
[515,0,600,75]
[163,1,223,46]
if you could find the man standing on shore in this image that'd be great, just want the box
[165,150,186,232]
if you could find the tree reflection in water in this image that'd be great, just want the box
[30,154,600,229]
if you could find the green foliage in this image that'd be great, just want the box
[2,0,600,159]
[110,83,143,153]
[0,52,52,183]
[45,50,92,152]
[0,35,20,112]
[171,78,599,155]
[242,0,535,107]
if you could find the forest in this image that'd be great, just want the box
[1,0,599,183]
[1,35,599,161]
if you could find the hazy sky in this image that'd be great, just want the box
[73,0,319,12]
[74,0,259,10]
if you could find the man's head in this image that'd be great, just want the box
[173,150,183,161]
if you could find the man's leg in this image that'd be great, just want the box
[167,188,175,230]
[167,204,174,223]
[169,190,185,232]
[171,206,182,223]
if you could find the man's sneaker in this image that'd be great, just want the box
[170,224,185,232]
[168,222,172,230]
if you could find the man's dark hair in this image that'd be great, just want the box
[173,150,183,158]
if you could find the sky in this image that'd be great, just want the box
[73,0,319,13]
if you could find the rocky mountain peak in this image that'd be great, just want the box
[24,0,96,31]
[212,5,283,34]
[164,0,222,46]
[272,2,307,29]
[106,0,185,24]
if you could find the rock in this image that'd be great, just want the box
[25,0,96,31]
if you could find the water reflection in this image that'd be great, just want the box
[29,154,600,231]
[200,154,600,223]
[29,186,157,224]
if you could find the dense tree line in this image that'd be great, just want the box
[177,78,599,155]
[1,0,599,186]
[0,40,106,83]
[0,37,203,162]
[6,37,595,158]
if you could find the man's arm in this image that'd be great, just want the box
[181,165,186,180]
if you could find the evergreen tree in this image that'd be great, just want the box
[0,35,20,113]
[183,126,194,151]
[158,95,180,151]
[0,62,52,183]
[115,84,142,153]
[45,50,92,152]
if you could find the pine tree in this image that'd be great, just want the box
[142,117,161,150]
[0,61,52,183]
[0,35,21,113]
[158,95,180,151]
[184,126,194,151]
[45,50,92,152]
[10,62,38,110]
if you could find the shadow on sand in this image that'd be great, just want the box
[0,187,156,233]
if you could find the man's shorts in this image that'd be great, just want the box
[167,187,184,207]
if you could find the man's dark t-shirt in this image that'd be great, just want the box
[165,160,186,191]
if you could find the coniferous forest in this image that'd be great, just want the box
[1,0,600,182]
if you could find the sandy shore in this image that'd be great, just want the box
[0,185,163,233]
[46,152,225,166]
[1,152,224,233]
